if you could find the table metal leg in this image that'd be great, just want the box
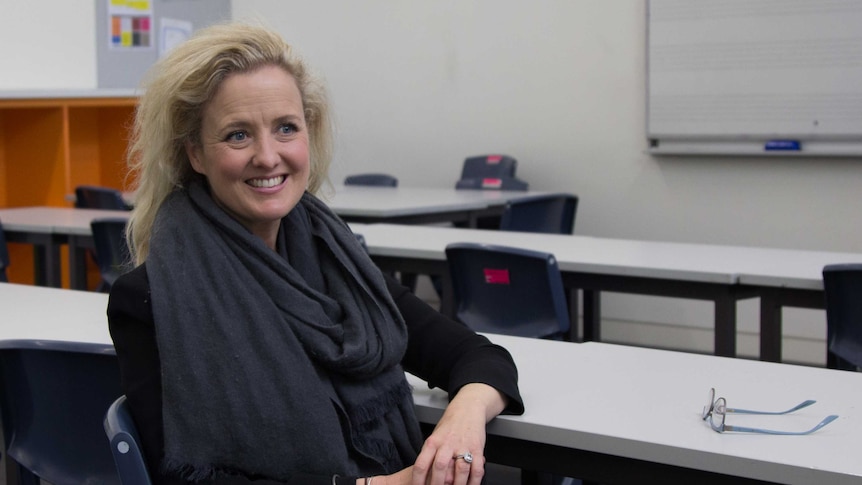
[714,291,737,357]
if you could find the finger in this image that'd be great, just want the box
[452,452,472,485]
[412,444,437,485]
[466,455,486,485]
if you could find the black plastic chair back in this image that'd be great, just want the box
[460,155,517,179]
[104,396,152,485]
[0,340,123,484]
[499,193,578,234]
[90,218,131,293]
[344,173,398,187]
[75,185,130,211]
[445,243,569,339]
[823,263,862,370]
[0,219,9,282]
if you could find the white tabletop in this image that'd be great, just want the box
[326,184,542,218]
[732,245,862,290]
[410,334,862,485]
[0,206,129,235]
[0,283,111,345]
[350,223,740,285]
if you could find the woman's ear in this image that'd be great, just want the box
[185,139,205,175]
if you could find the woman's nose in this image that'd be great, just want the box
[252,136,280,167]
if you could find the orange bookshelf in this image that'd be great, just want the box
[0,92,138,286]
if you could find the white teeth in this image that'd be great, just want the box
[248,176,285,188]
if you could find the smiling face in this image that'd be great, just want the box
[186,65,310,249]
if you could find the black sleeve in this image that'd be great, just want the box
[385,274,524,415]
[107,265,359,485]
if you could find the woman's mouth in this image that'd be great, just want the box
[247,175,286,188]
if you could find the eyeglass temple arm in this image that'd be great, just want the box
[727,399,816,415]
[723,415,838,435]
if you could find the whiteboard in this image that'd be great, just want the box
[647,0,862,156]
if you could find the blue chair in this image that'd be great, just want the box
[0,219,9,282]
[90,218,131,293]
[75,185,131,211]
[823,263,862,371]
[104,396,152,485]
[0,340,123,484]
[445,243,570,340]
[460,154,518,180]
[499,193,578,234]
[344,173,398,187]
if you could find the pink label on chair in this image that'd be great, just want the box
[486,155,503,163]
[483,268,510,284]
[481,178,502,188]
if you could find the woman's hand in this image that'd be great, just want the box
[411,383,508,485]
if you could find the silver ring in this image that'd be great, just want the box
[454,451,473,464]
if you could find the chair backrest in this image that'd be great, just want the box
[0,218,9,282]
[822,263,862,370]
[454,176,529,191]
[445,243,570,339]
[90,218,131,293]
[0,340,123,484]
[104,396,153,485]
[344,173,398,187]
[75,185,130,211]
[460,154,518,179]
[499,193,579,234]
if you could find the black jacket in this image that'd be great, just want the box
[108,264,523,484]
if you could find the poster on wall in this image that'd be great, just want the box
[108,0,154,49]
[159,18,193,57]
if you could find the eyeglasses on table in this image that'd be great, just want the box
[701,387,838,435]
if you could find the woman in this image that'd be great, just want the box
[107,22,523,485]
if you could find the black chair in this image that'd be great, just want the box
[344,173,398,187]
[75,185,131,211]
[90,218,131,293]
[823,263,862,371]
[455,176,529,191]
[445,243,570,340]
[0,219,9,282]
[104,396,152,485]
[0,339,123,484]
[460,154,518,180]
[499,193,578,234]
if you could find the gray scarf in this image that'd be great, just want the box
[147,180,422,481]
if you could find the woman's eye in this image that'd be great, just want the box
[279,123,297,135]
[226,131,247,142]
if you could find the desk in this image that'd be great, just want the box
[411,335,861,485]
[326,184,542,226]
[0,283,111,345]
[732,247,862,362]
[0,207,130,288]
[3,283,859,484]
[351,223,753,357]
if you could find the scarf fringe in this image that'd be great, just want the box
[349,377,413,429]
[162,458,218,483]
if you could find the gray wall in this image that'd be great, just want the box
[234,1,862,365]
